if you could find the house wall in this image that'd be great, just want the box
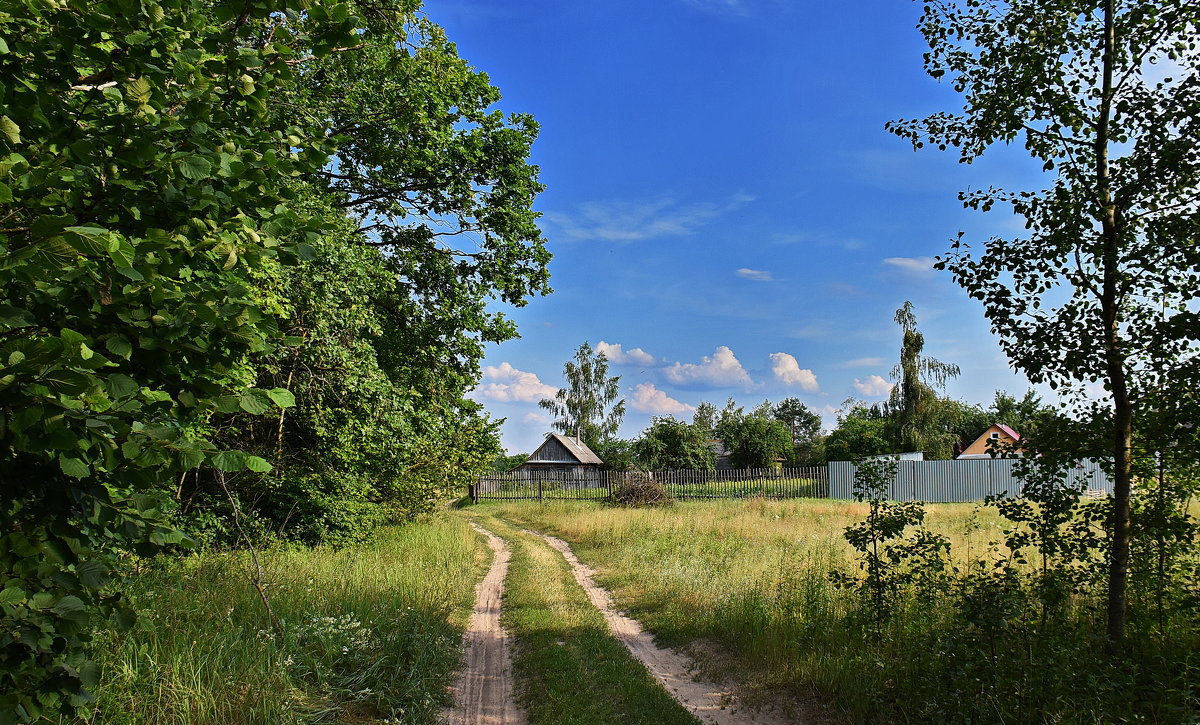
[960,425,1017,457]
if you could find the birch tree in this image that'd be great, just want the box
[889,0,1200,646]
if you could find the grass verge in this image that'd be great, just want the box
[469,513,698,725]
[64,514,483,725]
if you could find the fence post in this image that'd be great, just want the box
[538,478,543,503]
[468,483,476,504]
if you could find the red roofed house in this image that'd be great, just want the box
[957,423,1022,459]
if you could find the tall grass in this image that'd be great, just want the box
[66,515,482,725]
[483,499,1200,723]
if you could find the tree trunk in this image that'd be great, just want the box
[1096,0,1130,650]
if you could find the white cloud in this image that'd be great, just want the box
[844,357,885,368]
[596,340,656,366]
[883,256,937,276]
[736,268,774,282]
[853,374,894,397]
[768,352,819,391]
[474,362,558,403]
[629,383,695,415]
[545,193,753,243]
[522,411,551,425]
[663,346,754,388]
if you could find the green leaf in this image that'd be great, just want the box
[106,236,136,268]
[106,374,138,398]
[244,455,272,472]
[77,560,107,589]
[59,455,90,478]
[104,336,133,359]
[177,448,205,470]
[0,586,25,606]
[125,77,152,104]
[43,369,93,395]
[64,225,111,256]
[266,388,295,408]
[177,155,212,181]
[210,450,246,471]
[0,304,35,328]
[52,595,88,623]
[237,390,271,415]
[0,115,19,145]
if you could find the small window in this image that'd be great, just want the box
[990,432,1001,439]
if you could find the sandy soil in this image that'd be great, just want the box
[442,523,526,725]
[531,531,800,725]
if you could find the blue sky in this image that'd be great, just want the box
[437,0,1050,454]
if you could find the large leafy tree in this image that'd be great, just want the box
[633,417,716,471]
[0,0,548,716]
[539,342,626,451]
[890,0,1200,644]
[825,403,891,462]
[713,404,793,469]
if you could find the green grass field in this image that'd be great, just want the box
[66,515,482,725]
[476,497,1200,724]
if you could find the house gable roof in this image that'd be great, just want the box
[994,423,1021,441]
[526,433,603,465]
[957,423,1023,459]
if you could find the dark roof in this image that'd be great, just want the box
[525,433,603,465]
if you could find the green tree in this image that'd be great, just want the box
[774,397,825,465]
[539,342,626,451]
[825,404,891,462]
[691,401,718,438]
[633,417,717,471]
[990,390,1049,434]
[885,302,961,459]
[0,0,341,714]
[722,412,793,469]
[179,4,548,544]
[890,0,1200,644]
[0,0,548,714]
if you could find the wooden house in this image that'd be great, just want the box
[957,423,1022,459]
[511,433,603,482]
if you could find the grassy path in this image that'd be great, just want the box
[467,513,699,725]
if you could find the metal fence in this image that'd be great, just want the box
[827,458,1112,503]
[473,467,830,502]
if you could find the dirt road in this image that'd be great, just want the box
[442,523,525,725]
[531,531,796,725]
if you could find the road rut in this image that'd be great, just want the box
[443,523,525,725]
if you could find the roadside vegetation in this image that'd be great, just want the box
[485,496,1200,723]
[54,516,481,725]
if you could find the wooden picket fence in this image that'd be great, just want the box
[471,467,830,502]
